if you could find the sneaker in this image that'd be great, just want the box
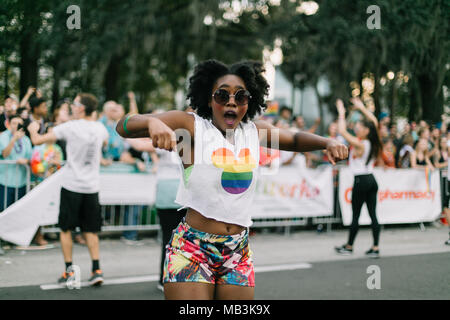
[57,271,74,287]
[365,248,380,259]
[89,269,104,286]
[156,283,164,292]
[120,236,145,246]
[445,239,450,246]
[335,244,353,255]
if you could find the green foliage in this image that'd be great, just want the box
[274,0,449,122]
[0,0,448,121]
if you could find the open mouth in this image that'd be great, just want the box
[224,110,237,125]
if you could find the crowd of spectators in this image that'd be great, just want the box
[257,105,449,171]
[0,93,449,248]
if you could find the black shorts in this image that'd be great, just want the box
[445,180,450,209]
[59,187,102,232]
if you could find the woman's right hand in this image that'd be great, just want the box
[147,117,177,152]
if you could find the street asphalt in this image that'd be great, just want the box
[0,223,449,300]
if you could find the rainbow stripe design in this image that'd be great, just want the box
[264,101,279,117]
[212,148,256,194]
[425,167,431,194]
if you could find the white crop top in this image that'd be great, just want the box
[175,112,260,227]
[349,139,374,175]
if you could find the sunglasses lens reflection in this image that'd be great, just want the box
[213,89,250,106]
[214,89,229,105]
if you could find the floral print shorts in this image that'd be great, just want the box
[163,218,255,287]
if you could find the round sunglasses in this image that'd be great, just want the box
[212,89,251,106]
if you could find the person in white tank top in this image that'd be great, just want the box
[334,98,383,259]
[117,60,348,300]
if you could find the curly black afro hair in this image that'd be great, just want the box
[187,59,270,122]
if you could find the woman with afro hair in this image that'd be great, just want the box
[117,59,348,300]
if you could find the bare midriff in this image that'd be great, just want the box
[185,208,246,236]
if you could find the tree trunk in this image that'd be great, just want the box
[408,76,421,122]
[418,73,443,124]
[3,55,8,97]
[104,54,122,101]
[51,64,60,112]
[314,85,325,136]
[389,75,397,123]
[373,70,381,118]
[19,33,39,99]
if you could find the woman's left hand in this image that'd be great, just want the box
[325,139,348,165]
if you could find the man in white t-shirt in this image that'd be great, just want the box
[28,93,109,286]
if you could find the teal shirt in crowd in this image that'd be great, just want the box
[155,179,181,209]
[98,116,124,160]
[0,130,33,187]
[154,150,183,210]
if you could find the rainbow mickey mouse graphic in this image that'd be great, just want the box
[211,147,256,194]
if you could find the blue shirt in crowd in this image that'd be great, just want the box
[98,116,124,160]
[0,130,33,187]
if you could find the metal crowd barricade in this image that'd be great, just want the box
[101,204,160,231]
[311,165,343,232]
[38,161,161,234]
[0,160,31,249]
[40,205,161,234]
[440,169,448,220]
[0,160,31,210]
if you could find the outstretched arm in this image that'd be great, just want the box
[126,138,156,153]
[116,110,194,152]
[27,122,57,146]
[255,119,348,165]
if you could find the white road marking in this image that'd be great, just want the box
[255,262,312,273]
[39,262,312,290]
[40,275,159,290]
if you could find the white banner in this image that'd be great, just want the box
[0,168,65,246]
[0,167,156,246]
[99,173,156,205]
[252,165,334,219]
[338,167,441,226]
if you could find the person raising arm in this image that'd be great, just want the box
[335,98,383,259]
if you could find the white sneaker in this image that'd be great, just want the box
[157,283,164,292]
